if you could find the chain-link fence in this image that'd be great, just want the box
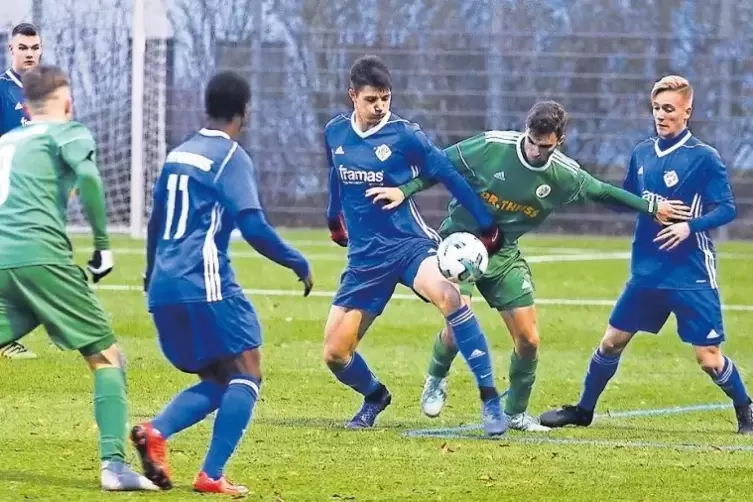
[4,0,753,237]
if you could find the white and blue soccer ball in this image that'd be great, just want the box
[437,232,489,284]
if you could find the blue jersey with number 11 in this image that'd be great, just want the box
[147,128,261,308]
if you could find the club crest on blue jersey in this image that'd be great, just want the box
[375,144,392,161]
[663,170,679,187]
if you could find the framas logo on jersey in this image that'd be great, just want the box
[338,166,384,185]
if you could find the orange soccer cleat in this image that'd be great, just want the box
[193,471,249,496]
[130,422,173,490]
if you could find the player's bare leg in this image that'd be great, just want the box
[694,345,753,434]
[323,306,391,428]
[540,326,634,428]
[412,256,507,436]
[84,344,158,491]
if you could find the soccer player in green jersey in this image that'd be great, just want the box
[366,101,691,430]
[0,65,157,491]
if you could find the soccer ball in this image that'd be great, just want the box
[437,232,489,284]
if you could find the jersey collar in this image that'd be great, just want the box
[199,128,231,140]
[654,130,691,158]
[5,68,23,88]
[350,111,391,139]
[515,132,552,171]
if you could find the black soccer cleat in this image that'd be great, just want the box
[539,404,594,428]
[735,402,753,435]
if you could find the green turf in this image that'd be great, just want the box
[1,232,752,501]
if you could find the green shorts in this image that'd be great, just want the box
[0,264,116,355]
[459,246,535,311]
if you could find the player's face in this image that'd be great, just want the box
[523,130,562,166]
[349,86,391,130]
[652,90,691,139]
[9,35,42,74]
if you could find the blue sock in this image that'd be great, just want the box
[578,349,621,411]
[447,305,495,390]
[202,374,260,480]
[332,352,381,397]
[152,380,225,439]
[711,356,752,406]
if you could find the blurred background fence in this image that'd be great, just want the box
[2,0,753,237]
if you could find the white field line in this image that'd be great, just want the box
[92,284,753,312]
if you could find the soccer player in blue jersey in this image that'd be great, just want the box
[540,75,753,434]
[132,71,313,495]
[0,22,42,359]
[323,55,508,436]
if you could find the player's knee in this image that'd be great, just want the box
[513,328,540,358]
[599,327,632,356]
[322,341,353,371]
[695,346,724,376]
[431,282,463,315]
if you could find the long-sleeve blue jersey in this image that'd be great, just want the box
[0,69,28,136]
[324,111,493,265]
[623,131,736,290]
[146,128,263,307]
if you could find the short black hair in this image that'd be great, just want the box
[204,71,251,122]
[525,100,568,139]
[12,23,39,38]
[349,55,392,92]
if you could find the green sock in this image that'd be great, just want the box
[504,350,538,416]
[427,332,459,379]
[94,367,128,462]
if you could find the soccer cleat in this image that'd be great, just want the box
[539,404,594,428]
[0,341,36,359]
[193,471,249,496]
[507,412,551,432]
[481,395,509,436]
[346,386,392,429]
[421,376,448,418]
[130,422,172,489]
[735,402,753,434]
[100,460,159,491]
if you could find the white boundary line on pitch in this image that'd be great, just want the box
[78,247,751,262]
[92,285,753,312]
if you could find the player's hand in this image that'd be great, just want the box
[298,269,314,297]
[653,222,691,251]
[87,250,114,283]
[365,186,406,210]
[478,226,503,254]
[655,199,692,225]
[328,215,348,247]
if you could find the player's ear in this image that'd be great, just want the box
[348,88,357,105]
[557,135,566,147]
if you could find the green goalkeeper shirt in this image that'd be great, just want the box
[0,120,109,269]
[400,130,657,246]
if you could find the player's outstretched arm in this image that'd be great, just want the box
[408,128,501,252]
[218,147,312,296]
[237,209,312,296]
[61,128,113,282]
[568,170,692,225]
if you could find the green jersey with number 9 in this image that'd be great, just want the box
[0,121,98,269]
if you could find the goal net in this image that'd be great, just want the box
[21,0,170,236]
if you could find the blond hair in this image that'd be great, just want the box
[651,75,693,105]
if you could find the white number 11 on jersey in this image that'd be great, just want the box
[163,173,190,240]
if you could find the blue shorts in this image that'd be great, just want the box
[332,238,437,316]
[151,294,262,373]
[609,285,724,346]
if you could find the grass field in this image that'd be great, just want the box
[2,230,753,501]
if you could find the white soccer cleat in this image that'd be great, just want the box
[101,460,159,491]
[507,412,551,432]
[0,341,37,359]
[421,376,448,418]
